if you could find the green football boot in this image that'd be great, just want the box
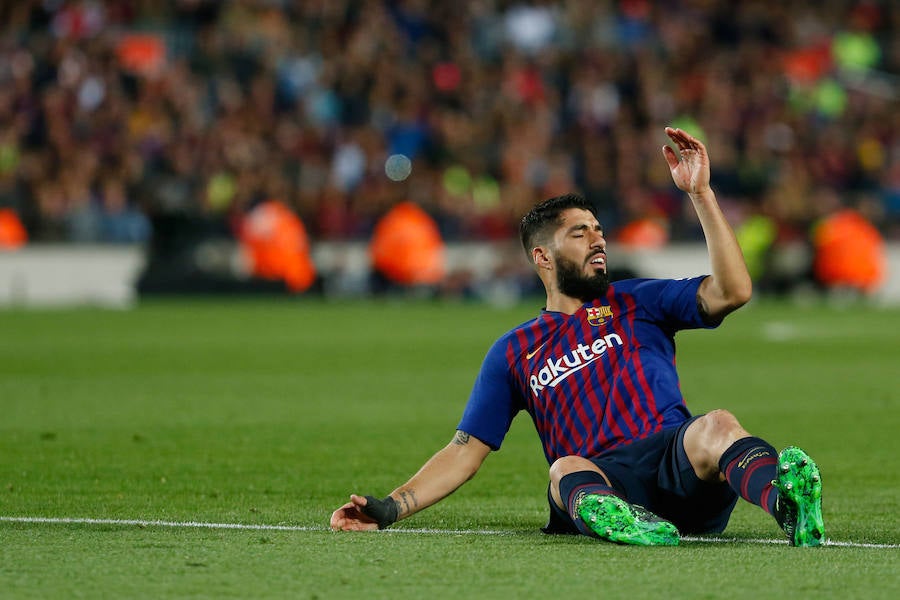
[576,493,679,546]
[773,446,825,547]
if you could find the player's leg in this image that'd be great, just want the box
[682,409,825,546]
[548,456,679,546]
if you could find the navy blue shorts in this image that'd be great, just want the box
[542,416,738,535]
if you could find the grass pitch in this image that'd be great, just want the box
[0,298,898,598]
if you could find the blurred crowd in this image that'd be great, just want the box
[0,0,898,252]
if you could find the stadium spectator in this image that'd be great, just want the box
[330,128,826,547]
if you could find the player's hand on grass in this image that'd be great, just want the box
[330,494,398,531]
[330,494,379,531]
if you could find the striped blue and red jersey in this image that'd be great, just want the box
[457,276,717,464]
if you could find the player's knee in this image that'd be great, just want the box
[548,455,595,485]
[685,410,752,480]
[704,408,739,431]
[693,410,752,462]
[703,409,749,442]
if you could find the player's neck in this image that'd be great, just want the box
[544,292,585,315]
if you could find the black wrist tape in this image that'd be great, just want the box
[362,495,400,529]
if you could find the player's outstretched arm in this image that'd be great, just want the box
[662,127,752,322]
[330,430,491,531]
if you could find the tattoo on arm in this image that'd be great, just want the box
[697,294,719,325]
[397,490,418,516]
[697,295,710,322]
[452,430,470,446]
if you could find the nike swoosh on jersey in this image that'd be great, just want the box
[525,343,546,360]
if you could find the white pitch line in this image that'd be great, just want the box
[1,516,897,549]
[0,516,324,532]
[681,535,900,549]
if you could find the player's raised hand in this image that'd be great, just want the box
[662,127,711,195]
[330,494,380,531]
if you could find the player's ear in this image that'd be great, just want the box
[532,245,553,270]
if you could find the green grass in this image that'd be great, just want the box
[0,298,898,598]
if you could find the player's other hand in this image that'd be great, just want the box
[330,494,380,531]
[662,127,711,195]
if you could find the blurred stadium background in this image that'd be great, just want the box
[1,5,898,594]
[0,0,898,306]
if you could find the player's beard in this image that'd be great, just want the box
[554,253,610,303]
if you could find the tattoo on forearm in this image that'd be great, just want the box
[397,490,418,516]
[453,430,470,446]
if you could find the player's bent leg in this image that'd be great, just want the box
[686,410,787,519]
[551,457,679,547]
[687,410,826,547]
[773,447,826,547]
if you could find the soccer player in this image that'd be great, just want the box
[330,128,826,546]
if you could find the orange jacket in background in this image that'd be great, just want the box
[615,217,669,249]
[239,200,316,293]
[812,209,885,293]
[0,209,27,249]
[369,201,445,286]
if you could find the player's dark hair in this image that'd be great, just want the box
[519,193,598,258]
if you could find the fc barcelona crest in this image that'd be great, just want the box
[586,306,613,326]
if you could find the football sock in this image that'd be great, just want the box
[559,470,623,538]
[719,436,779,515]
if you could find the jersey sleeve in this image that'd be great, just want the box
[632,276,716,331]
[456,335,522,451]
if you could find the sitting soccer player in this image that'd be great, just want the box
[330,128,825,547]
